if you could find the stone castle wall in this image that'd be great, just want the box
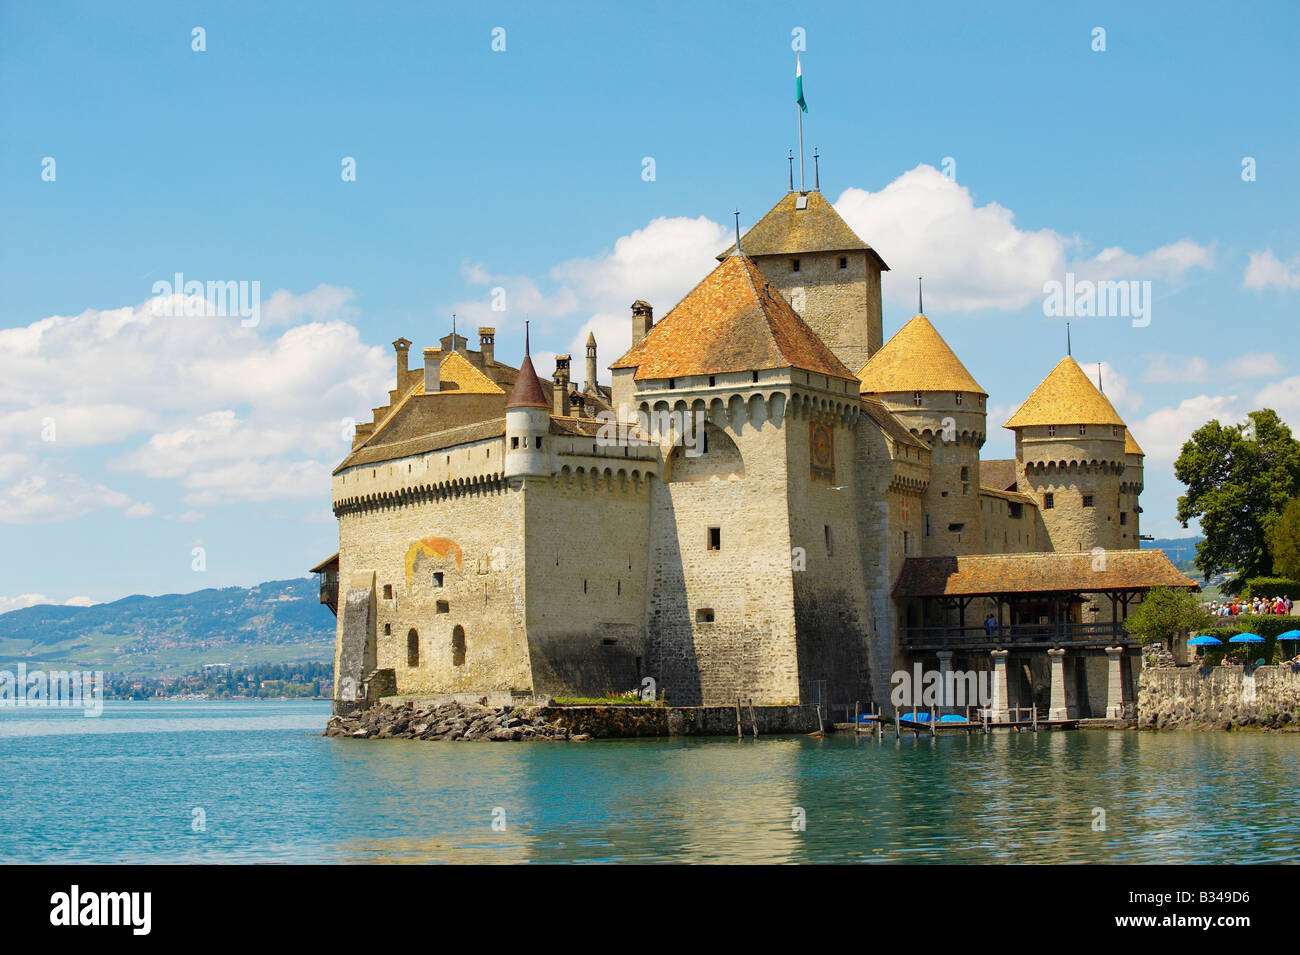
[1139,665,1300,729]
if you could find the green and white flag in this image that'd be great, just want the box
[796,55,807,112]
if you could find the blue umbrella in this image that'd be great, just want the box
[1228,633,1264,643]
[1278,630,1300,641]
[1188,635,1223,646]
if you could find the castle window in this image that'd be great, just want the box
[1083,494,1095,508]
[1120,512,1128,525]
[511,436,520,449]
[839,256,848,269]
[436,600,449,613]
[1113,425,1121,437]
[384,623,392,635]
[955,393,963,405]
[903,531,910,554]
[696,608,715,623]
[707,527,721,551]
[948,523,964,533]
[709,375,716,387]
[925,514,931,537]
[752,371,759,383]
[451,626,466,667]
[383,584,393,600]
[1044,493,1055,509]
[913,391,922,407]
[583,579,588,594]
[1009,502,1023,519]
[669,378,676,389]
[979,395,984,407]
[535,436,542,449]
[792,258,801,272]
[406,629,419,668]
[617,580,622,596]
[960,466,969,482]
[1047,426,1056,437]
[824,525,834,555]
[432,572,444,587]
[602,638,618,646]
[1079,425,1087,436]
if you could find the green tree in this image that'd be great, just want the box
[1124,587,1212,647]
[1174,408,1300,592]
[1267,496,1300,582]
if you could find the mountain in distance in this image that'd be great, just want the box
[0,577,336,678]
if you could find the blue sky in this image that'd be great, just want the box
[1,0,1298,608]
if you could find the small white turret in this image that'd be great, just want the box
[504,326,552,479]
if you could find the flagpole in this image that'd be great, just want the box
[798,103,805,193]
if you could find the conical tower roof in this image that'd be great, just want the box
[1125,431,1145,456]
[716,190,887,265]
[1004,356,1126,429]
[506,340,550,409]
[610,254,855,381]
[856,314,986,396]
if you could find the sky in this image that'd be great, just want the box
[1,0,1298,610]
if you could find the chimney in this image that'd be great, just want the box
[423,347,441,393]
[393,338,412,388]
[585,332,598,395]
[631,301,653,346]
[553,354,571,416]
[479,327,495,366]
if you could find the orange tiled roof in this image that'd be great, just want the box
[430,350,504,395]
[609,254,856,382]
[1004,357,1126,429]
[857,315,987,396]
[715,190,884,263]
[893,550,1198,597]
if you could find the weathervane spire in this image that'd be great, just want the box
[813,147,820,191]
[734,210,743,257]
[1067,322,1072,357]
[917,277,923,315]
[787,150,794,192]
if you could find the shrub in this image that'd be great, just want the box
[1238,577,1300,600]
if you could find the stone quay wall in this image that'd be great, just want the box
[1139,664,1300,729]
[535,704,819,738]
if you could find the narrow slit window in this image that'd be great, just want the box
[707,527,721,551]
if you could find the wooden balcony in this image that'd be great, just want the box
[900,621,1137,652]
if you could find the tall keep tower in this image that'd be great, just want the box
[719,190,888,371]
[1006,357,1130,553]
[858,312,988,555]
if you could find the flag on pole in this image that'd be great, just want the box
[796,55,807,112]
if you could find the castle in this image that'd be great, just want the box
[315,181,1195,720]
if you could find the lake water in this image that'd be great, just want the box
[2,701,1298,864]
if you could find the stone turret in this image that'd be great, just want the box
[505,336,552,480]
[553,354,571,416]
[585,332,598,395]
[858,313,987,555]
[393,338,412,389]
[479,327,495,366]
[1121,431,1144,546]
[1006,357,1129,553]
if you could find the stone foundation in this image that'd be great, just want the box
[1138,664,1300,729]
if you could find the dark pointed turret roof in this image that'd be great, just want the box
[506,337,550,409]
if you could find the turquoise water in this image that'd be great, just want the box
[2,701,1298,864]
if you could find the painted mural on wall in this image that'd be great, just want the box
[810,421,835,484]
[404,536,464,590]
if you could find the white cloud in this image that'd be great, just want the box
[834,165,1213,314]
[1143,352,1282,384]
[1243,249,1300,291]
[1,287,389,513]
[1131,394,1248,466]
[0,469,139,525]
[0,593,100,615]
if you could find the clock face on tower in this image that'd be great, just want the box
[810,422,835,484]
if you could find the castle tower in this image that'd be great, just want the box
[1005,357,1129,553]
[504,331,552,480]
[631,300,654,346]
[718,190,888,371]
[552,354,571,416]
[858,312,987,555]
[584,332,598,395]
[1120,431,1145,547]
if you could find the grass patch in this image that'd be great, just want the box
[552,696,663,707]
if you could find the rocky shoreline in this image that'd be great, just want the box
[324,699,593,742]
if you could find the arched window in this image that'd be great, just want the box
[406,629,419,668]
[451,625,466,667]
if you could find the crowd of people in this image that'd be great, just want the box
[1206,595,1293,617]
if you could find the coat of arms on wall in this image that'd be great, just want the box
[810,421,835,484]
